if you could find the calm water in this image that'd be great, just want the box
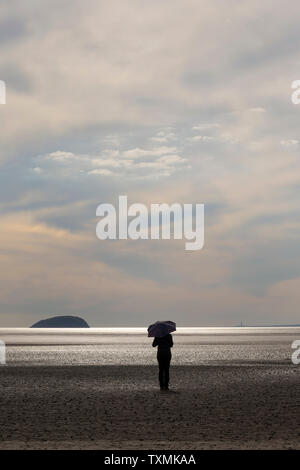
[1,327,299,367]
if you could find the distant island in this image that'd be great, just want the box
[31,315,90,328]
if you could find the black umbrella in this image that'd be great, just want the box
[147,320,176,338]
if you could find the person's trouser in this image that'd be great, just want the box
[157,353,171,388]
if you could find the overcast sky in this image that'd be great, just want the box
[1,0,300,326]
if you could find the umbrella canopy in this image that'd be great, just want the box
[147,320,176,338]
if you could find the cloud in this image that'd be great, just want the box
[47,151,76,161]
[32,166,42,173]
[88,168,113,176]
[34,144,188,179]
[247,107,266,113]
[1,0,300,325]
[122,146,178,159]
[192,124,220,131]
[0,17,28,44]
[280,139,298,147]
[150,129,177,143]
[189,135,214,142]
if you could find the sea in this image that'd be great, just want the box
[0,327,299,367]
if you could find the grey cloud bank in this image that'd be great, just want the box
[0,1,300,326]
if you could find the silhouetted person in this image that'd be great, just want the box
[152,333,173,390]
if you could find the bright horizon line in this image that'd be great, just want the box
[1,325,300,331]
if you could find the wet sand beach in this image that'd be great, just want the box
[0,328,300,449]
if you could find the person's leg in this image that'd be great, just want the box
[158,353,171,390]
[161,361,166,388]
[161,358,169,389]
[165,360,170,388]
[158,358,164,389]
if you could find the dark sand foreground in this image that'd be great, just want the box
[0,363,300,449]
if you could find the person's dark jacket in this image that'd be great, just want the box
[152,334,173,357]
